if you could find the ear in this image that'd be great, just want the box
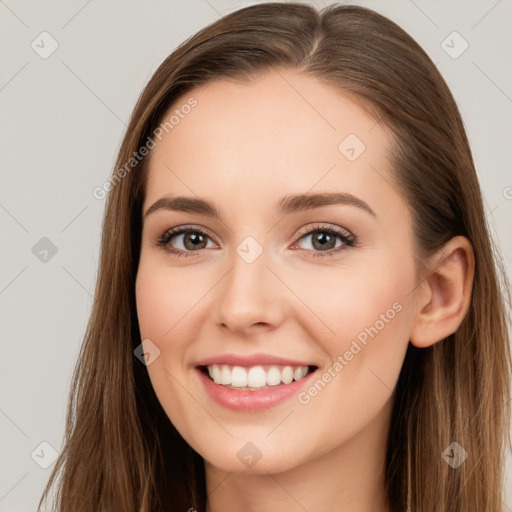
[410,236,475,348]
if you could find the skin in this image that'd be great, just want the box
[135,69,474,512]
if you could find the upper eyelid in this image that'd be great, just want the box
[164,224,217,242]
[296,224,351,239]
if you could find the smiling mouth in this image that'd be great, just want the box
[198,364,318,391]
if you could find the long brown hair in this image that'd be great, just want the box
[39,3,511,511]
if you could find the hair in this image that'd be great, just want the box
[39,2,511,511]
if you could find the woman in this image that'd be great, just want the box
[39,3,511,511]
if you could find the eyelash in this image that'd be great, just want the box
[155,224,357,259]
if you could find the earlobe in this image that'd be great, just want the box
[410,236,475,348]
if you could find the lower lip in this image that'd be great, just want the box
[195,367,316,411]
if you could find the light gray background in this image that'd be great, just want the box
[1,1,511,511]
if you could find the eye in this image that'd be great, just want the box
[155,226,216,257]
[155,223,357,258]
[292,224,356,258]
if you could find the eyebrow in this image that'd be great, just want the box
[143,192,376,220]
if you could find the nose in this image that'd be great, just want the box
[212,246,287,336]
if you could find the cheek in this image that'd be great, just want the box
[294,280,412,447]
[135,261,201,432]
[135,259,199,343]
[304,253,415,394]
[135,275,172,341]
[292,254,414,348]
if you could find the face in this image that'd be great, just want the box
[135,69,419,475]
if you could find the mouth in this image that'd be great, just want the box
[198,363,318,391]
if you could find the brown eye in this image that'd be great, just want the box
[293,225,356,258]
[307,230,338,250]
[180,231,209,250]
[157,227,215,256]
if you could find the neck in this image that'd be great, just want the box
[204,396,393,512]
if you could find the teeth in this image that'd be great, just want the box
[206,364,311,389]
[247,366,267,388]
[231,366,247,387]
[211,364,221,384]
[281,366,294,384]
[294,366,308,380]
[220,365,231,385]
[266,366,281,386]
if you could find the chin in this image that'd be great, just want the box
[198,437,312,476]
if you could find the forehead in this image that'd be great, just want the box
[144,69,397,219]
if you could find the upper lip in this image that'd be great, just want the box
[195,353,316,368]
